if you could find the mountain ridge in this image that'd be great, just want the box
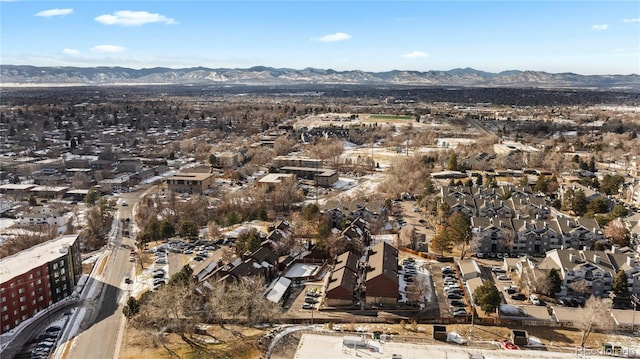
[1,65,638,90]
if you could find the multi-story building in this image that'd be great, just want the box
[0,234,82,333]
[279,167,338,187]
[512,218,563,256]
[166,172,215,194]
[539,248,640,297]
[364,241,398,305]
[554,217,604,250]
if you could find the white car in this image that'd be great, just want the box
[529,294,541,305]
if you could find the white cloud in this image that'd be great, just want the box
[62,48,81,56]
[91,45,126,53]
[592,24,608,30]
[623,18,640,23]
[34,8,74,17]
[313,32,351,43]
[95,10,177,26]
[402,51,429,59]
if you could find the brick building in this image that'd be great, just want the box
[0,234,81,333]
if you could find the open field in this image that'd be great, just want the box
[120,324,266,359]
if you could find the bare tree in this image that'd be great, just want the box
[577,296,613,348]
[569,279,591,297]
[406,276,429,304]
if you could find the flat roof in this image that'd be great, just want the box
[0,184,36,190]
[168,172,214,181]
[552,306,585,322]
[293,334,582,359]
[0,234,79,281]
[66,189,89,194]
[31,186,69,192]
[258,173,295,183]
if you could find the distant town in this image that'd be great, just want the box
[1,83,639,359]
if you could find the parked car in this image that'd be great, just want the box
[447,293,463,299]
[450,300,466,307]
[497,274,510,280]
[510,293,526,301]
[453,310,470,317]
[302,303,314,310]
[491,266,506,273]
[304,297,317,304]
[529,294,542,306]
[440,266,453,273]
[445,287,463,294]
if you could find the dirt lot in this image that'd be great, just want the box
[120,324,266,359]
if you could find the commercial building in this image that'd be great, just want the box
[0,234,82,333]
[279,166,338,187]
[166,172,215,194]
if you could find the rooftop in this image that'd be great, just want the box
[0,234,79,281]
[168,172,214,181]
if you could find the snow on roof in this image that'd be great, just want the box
[31,186,69,192]
[265,276,291,303]
[0,234,78,281]
[0,184,36,190]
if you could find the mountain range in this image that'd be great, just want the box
[2,65,638,90]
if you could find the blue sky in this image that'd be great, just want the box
[1,1,639,75]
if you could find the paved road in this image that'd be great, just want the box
[60,188,149,359]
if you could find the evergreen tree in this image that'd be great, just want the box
[473,281,501,314]
[447,153,458,171]
[548,269,562,297]
[612,270,629,298]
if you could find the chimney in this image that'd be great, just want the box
[627,256,635,267]
[593,254,601,264]
[569,253,576,263]
[611,245,619,254]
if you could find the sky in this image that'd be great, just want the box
[1,1,639,75]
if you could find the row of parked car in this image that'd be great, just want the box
[441,266,470,318]
[402,257,417,283]
[30,325,61,359]
[152,268,166,290]
[302,288,321,310]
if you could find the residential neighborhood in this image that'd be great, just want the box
[1,83,639,359]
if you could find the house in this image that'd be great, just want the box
[364,241,398,305]
[325,252,359,306]
[326,266,358,306]
[0,234,81,333]
[166,172,215,194]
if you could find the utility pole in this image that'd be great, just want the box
[632,294,639,331]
